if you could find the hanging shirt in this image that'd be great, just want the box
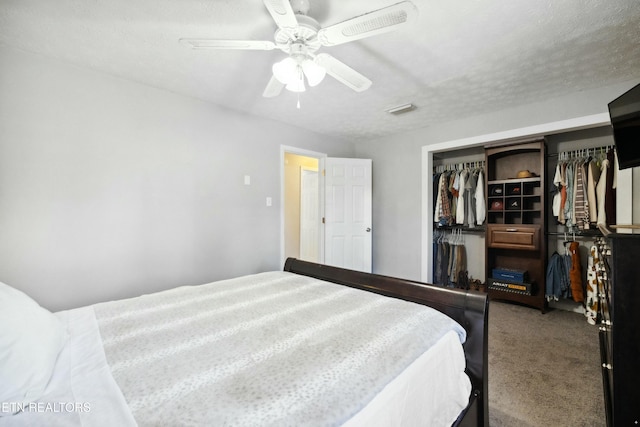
[596,158,609,227]
[552,164,562,218]
[435,172,452,225]
[433,172,441,213]
[574,162,588,229]
[587,159,600,224]
[546,252,570,301]
[456,170,467,225]
[434,173,444,223]
[559,162,567,224]
[449,172,458,223]
[564,162,574,227]
[475,169,486,225]
[568,241,584,303]
[465,170,477,228]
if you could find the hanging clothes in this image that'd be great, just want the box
[449,172,458,224]
[445,230,467,287]
[465,169,477,228]
[448,237,456,284]
[567,241,584,303]
[433,164,486,227]
[587,158,601,223]
[475,169,486,226]
[434,172,452,226]
[574,162,589,229]
[559,162,567,224]
[564,162,575,227]
[552,164,562,218]
[545,251,571,301]
[551,147,617,230]
[596,157,610,227]
[453,242,466,285]
[585,245,600,325]
[433,172,441,214]
[455,169,467,225]
[434,234,449,285]
[431,162,484,287]
[431,232,439,283]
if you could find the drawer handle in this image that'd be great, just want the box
[505,228,518,232]
[602,363,612,370]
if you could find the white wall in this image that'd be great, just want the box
[0,46,354,311]
[355,80,640,282]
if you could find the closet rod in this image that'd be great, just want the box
[435,226,486,233]
[546,144,615,158]
[546,231,603,238]
[432,160,485,173]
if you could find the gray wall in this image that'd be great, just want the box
[355,80,640,282]
[2,44,637,309]
[0,46,354,311]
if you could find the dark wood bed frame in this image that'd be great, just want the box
[284,258,489,427]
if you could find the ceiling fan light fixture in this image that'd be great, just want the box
[285,68,306,93]
[301,58,326,87]
[272,57,298,84]
[273,55,325,92]
[181,1,419,99]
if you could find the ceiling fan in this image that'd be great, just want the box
[180,0,418,99]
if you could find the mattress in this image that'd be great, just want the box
[1,271,471,426]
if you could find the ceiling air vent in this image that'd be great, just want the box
[385,103,416,115]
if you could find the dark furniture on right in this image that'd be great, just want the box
[598,233,640,426]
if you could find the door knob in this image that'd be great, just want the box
[366,227,371,232]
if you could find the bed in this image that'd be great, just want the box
[0,258,488,426]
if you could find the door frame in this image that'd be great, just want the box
[420,113,610,282]
[299,165,320,263]
[280,145,327,268]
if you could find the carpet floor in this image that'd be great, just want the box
[487,301,606,426]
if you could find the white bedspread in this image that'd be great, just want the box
[1,271,471,426]
[0,307,136,427]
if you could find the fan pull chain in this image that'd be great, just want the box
[297,93,301,109]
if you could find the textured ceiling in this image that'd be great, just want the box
[1,0,639,142]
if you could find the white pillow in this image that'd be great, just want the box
[0,281,67,411]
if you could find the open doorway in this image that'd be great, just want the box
[281,146,373,272]
[281,147,326,266]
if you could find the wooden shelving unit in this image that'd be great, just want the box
[485,140,547,312]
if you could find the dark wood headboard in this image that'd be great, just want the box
[283,258,489,427]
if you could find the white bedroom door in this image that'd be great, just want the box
[323,158,372,273]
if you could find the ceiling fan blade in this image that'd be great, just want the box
[315,53,372,92]
[263,0,298,30]
[179,39,276,50]
[318,1,418,46]
[263,75,285,98]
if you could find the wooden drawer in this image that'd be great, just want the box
[487,225,540,250]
